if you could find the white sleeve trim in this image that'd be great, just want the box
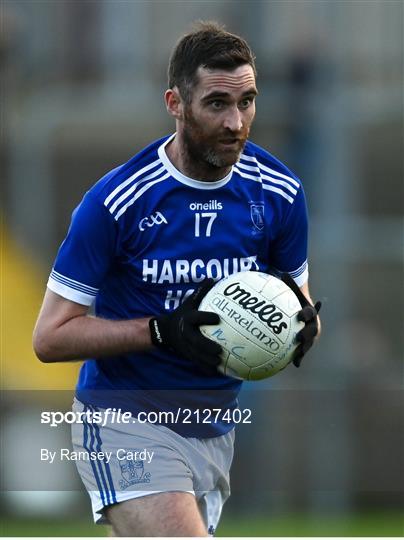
[271,260,309,288]
[47,276,95,306]
[293,266,309,288]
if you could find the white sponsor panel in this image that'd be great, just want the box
[142,255,259,284]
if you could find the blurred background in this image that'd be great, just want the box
[1,0,403,536]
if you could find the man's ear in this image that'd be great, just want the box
[165,88,184,120]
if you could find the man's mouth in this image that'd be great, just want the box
[218,138,241,147]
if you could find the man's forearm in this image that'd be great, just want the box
[34,315,153,362]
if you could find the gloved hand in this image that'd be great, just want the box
[281,273,321,367]
[149,279,222,368]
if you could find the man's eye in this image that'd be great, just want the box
[210,100,224,110]
[239,98,252,109]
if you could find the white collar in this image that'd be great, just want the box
[157,133,234,190]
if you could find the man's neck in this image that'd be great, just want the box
[165,136,232,182]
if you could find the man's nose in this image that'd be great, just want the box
[223,106,243,132]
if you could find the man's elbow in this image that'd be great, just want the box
[33,328,58,363]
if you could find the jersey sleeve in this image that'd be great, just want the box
[269,184,309,287]
[47,192,118,305]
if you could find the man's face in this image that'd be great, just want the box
[180,64,258,169]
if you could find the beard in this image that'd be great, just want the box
[182,109,248,170]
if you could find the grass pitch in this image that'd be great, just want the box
[1,511,403,536]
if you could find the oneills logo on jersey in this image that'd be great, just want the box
[138,211,168,232]
[189,200,223,211]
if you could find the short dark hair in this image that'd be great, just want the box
[168,21,257,103]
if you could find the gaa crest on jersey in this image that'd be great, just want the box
[138,211,167,232]
[118,451,151,489]
[249,202,265,232]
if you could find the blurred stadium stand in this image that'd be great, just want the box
[1,0,403,526]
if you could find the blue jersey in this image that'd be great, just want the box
[48,134,309,437]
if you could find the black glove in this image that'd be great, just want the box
[281,273,321,367]
[149,279,222,368]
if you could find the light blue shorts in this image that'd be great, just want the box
[71,398,235,533]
